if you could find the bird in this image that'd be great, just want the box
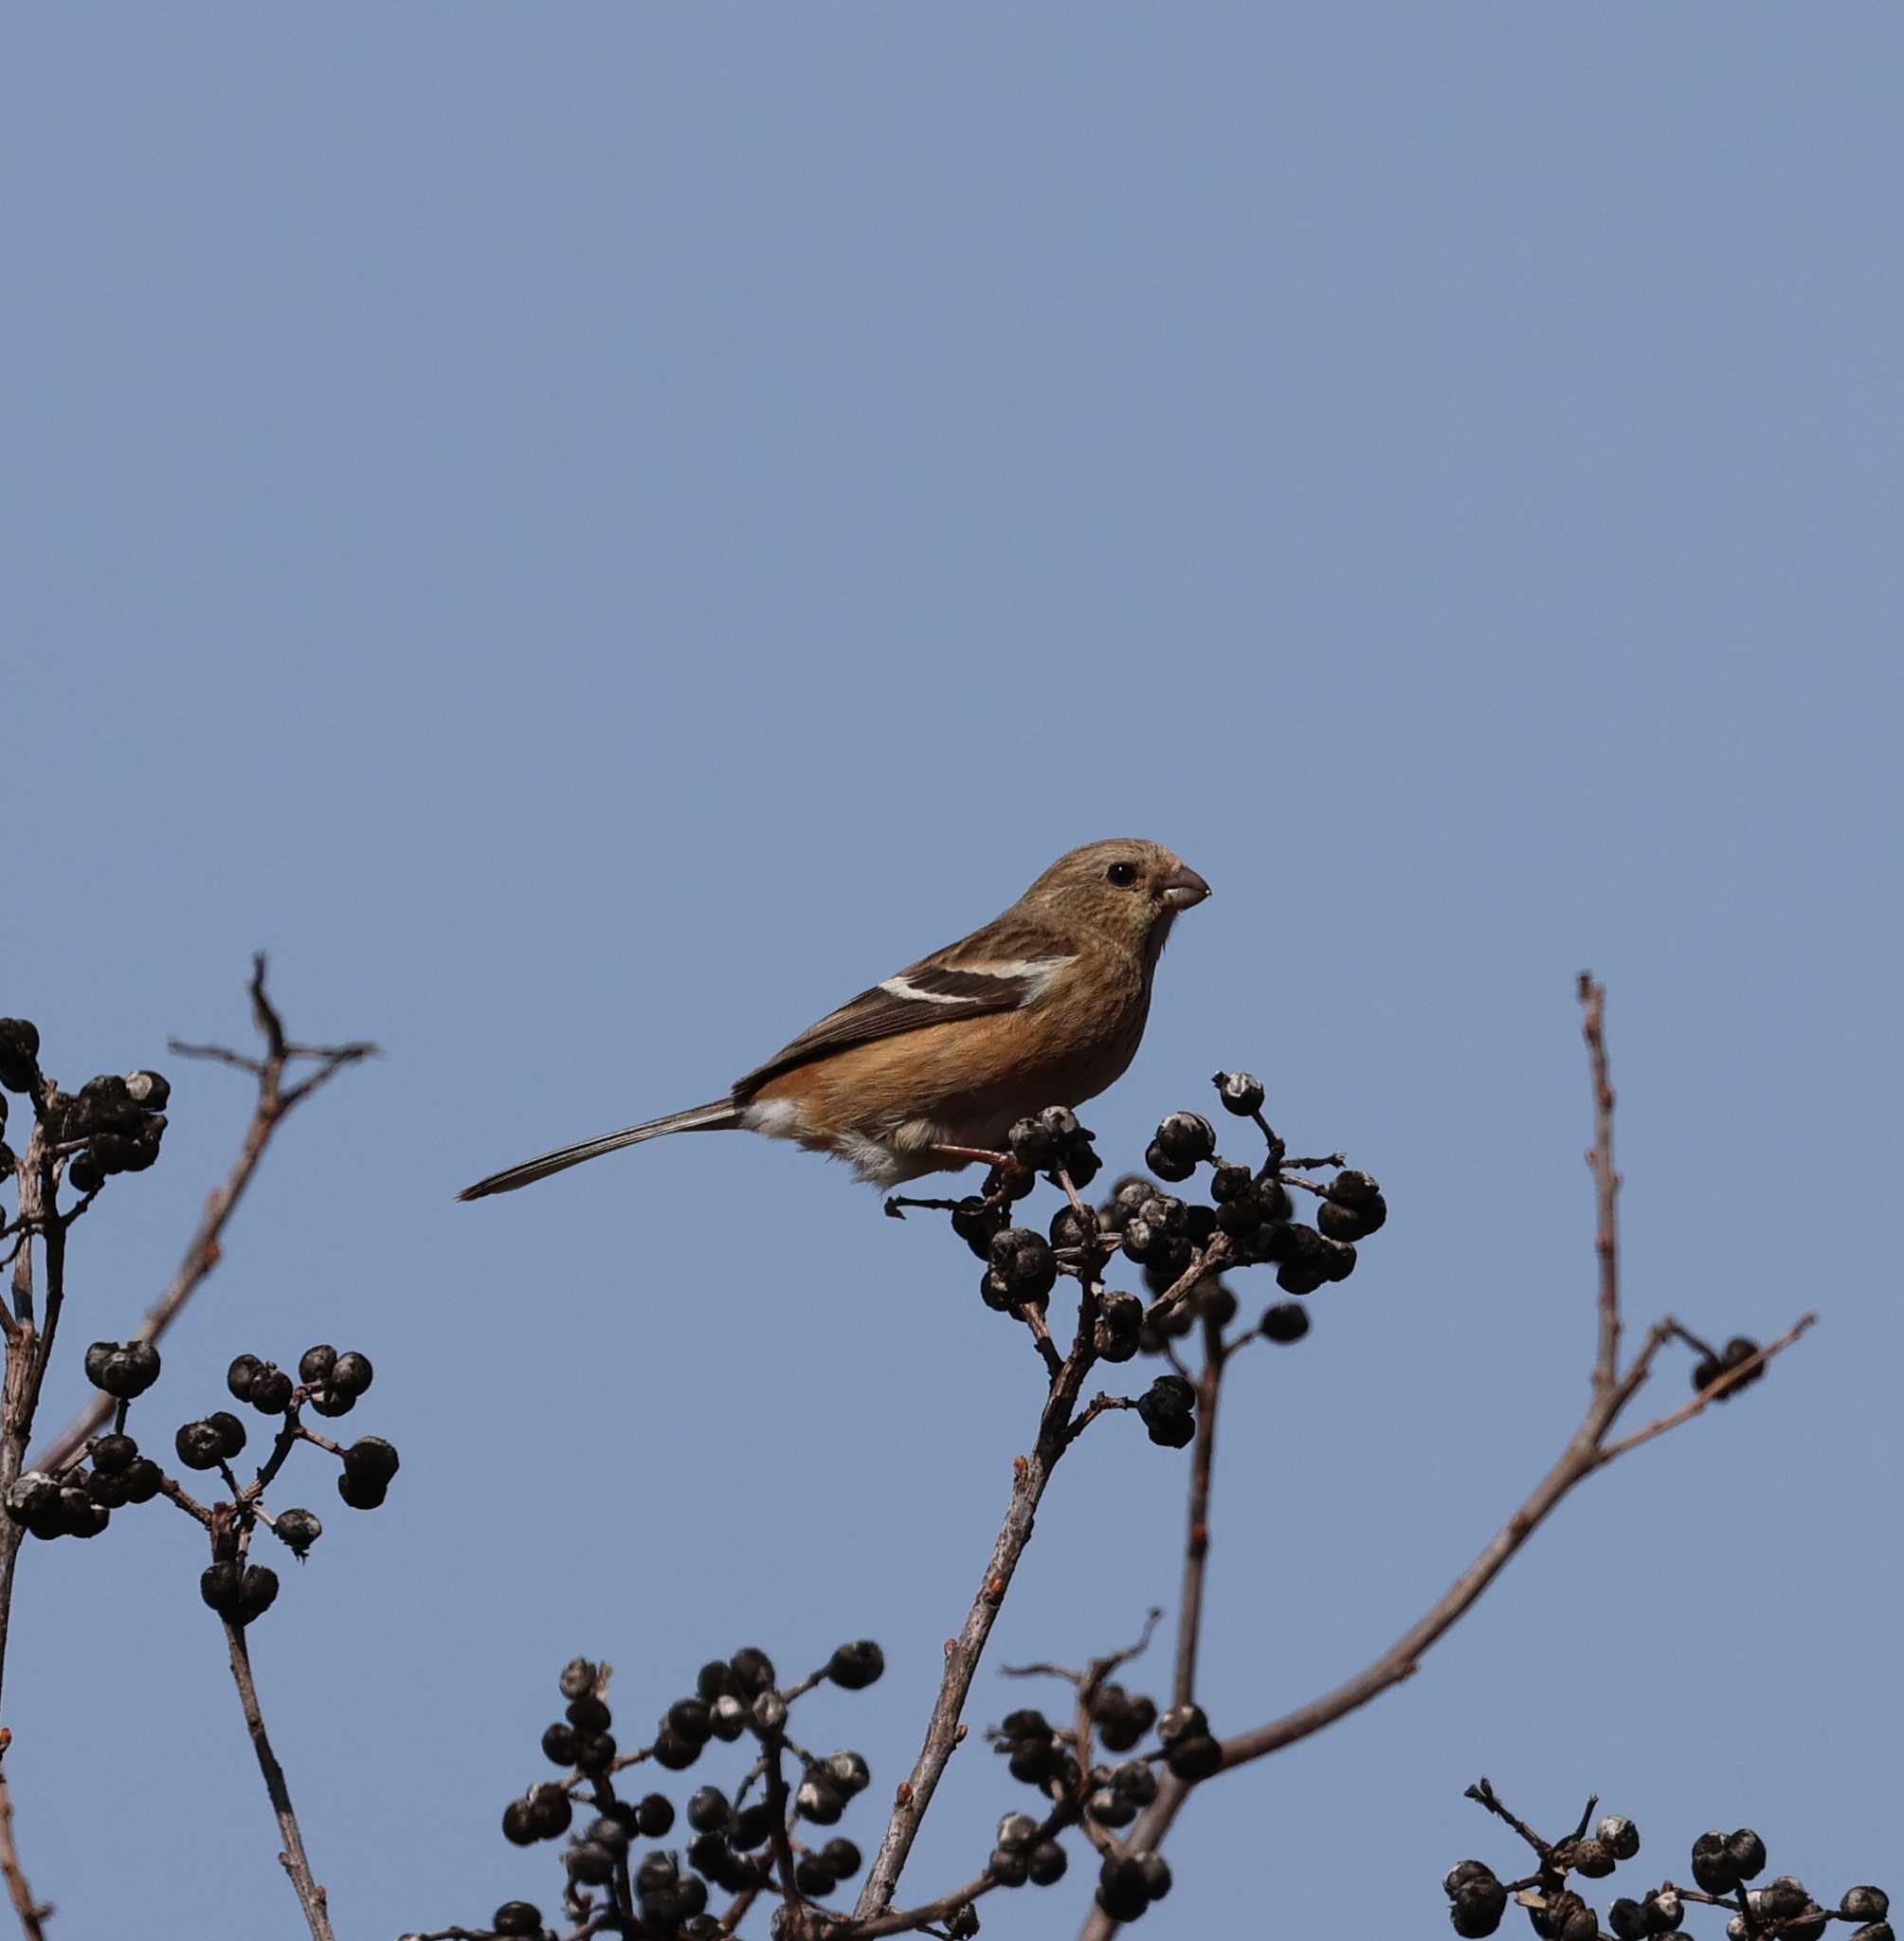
[457,838,1210,1200]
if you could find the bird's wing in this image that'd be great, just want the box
[733,916,1075,1099]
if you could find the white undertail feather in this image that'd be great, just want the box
[457,1098,739,1200]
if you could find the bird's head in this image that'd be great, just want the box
[1023,839,1210,959]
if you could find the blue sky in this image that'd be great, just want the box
[4,8,1899,1936]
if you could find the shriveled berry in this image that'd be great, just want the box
[1153,1112,1216,1166]
[567,1839,616,1884]
[1598,1816,1640,1859]
[273,1507,322,1555]
[988,1228,1057,1303]
[997,1812,1039,1851]
[175,1421,226,1471]
[559,1657,598,1699]
[1213,1071,1264,1116]
[1569,1838,1614,1878]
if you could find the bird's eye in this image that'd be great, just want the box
[1105,861,1139,888]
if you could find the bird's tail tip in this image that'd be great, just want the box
[455,1097,738,1202]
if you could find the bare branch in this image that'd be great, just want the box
[0,1750,50,1941]
[223,1622,335,1941]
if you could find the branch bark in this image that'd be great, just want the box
[224,1622,335,1941]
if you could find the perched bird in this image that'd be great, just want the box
[458,839,1209,1200]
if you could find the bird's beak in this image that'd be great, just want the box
[1161,863,1210,911]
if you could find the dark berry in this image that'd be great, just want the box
[526,1783,571,1839]
[996,1812,1039,1850]
[1569,1838,1613,1878]
[501,1798,538,1845]
[341,1436,400,1486]
[123,1458,162,1504]
[1142,1140,1196,1184]
[207,1411,246,1459]
[1598,1816,1640,1859]
[1027,1840,1067,1885]
[91,1433,137,1476]
[247,1366,294,1414]
[558,1657,598,1698]
[306,1386,356,1418]
[636,1792,676,1838]
[566,1692,611,1731]
[567,1840,616,1884]
[329,1351,373,1398]
[1153,1112,1216,1166]
[273,1507,322,1555]
[1096,1854,1151,1920]
[823,1838,862,1879]
[1213,1070,1264,1116]
[226,1353,263,1401]
[235,1565,280,1624]
[1164,1732,1222,1780]
[1260,1301,1310,1343]
[1316,1237,1357,1281]
[988,1845,1028,1887]
[1135,1852,1171,1900]
[541,1722,579,1765]
[823,1748,870,1795]
[336,1471,387,1511]
[298,1345,336,1384]
[174,1421,227,1471]
[952,1196,1006,1261]
[1692,1831,1739,1895]
[796,1776,844,1824]
[574,1732,616,1773]
[827,1639,885,1689]
[1727,1829,1767,1879]
[1842,1890,1891,1921]
[201,1561,242,1614]
[988,1228,1057,1303]
[687,1787,729,1833]
[652,1728,700,1769]
[494,1905,542,1938]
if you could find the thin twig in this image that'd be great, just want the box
[1171,1309,1226,1709]
[1580,975,1621,1392]
[853,1282,1105,1917]
[0,1751,51,1941]
[30,957,376,1476]
[223,1622,335,1941]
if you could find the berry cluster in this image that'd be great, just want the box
[1444,1782,1890,1941]
[895,1072,1390,1427]
[6,1334,395,1621]
[470,1642,887,1938]
[0,1019,172,1189]
[981,1672,1223,1925]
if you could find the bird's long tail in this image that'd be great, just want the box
[457,1098,740,1201]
